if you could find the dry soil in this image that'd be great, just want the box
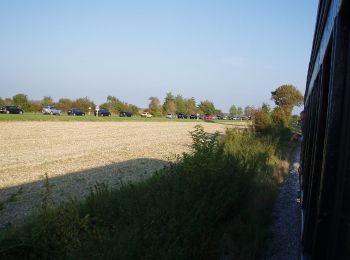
[0,121,238,227]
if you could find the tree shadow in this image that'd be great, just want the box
[203,119,252,128]
[0,158,168,229]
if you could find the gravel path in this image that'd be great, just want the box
[0,121,236,228]
[264,146,301,260]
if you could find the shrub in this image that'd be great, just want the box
[253,103,274,132]
[271,107,290,128]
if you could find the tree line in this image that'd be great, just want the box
[0,85,301,117]
[149,92,257,116]
[148,93,220,116]
[0,92,253,116]
[0,94,141,114]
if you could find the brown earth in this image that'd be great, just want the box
[0,121,241,227]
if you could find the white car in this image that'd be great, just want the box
[166,113,176,119]
[141,112,152,118]
[42,106,61,115]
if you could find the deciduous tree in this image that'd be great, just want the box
[57,98,73,112]
[271,84,303,114]
[244,106,254,117]
[74,97,95,112]
[149,96,163,116]
[229,105,238,116]
[184,97,197,115]
[174,95,186,114]
[237,107,243,116]
[163,92,176,114]
[271,84,303,126]
[198,100,216,115]
[13,93,31,111]
[41,96,54,107]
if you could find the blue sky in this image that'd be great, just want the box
[0,1,318,112]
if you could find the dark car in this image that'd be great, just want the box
[189,114,198,119]
[67,108,85,116]
[177,113,188,119]
[120,111,132,117]
[0,105,24,114]
[94,108,111,117]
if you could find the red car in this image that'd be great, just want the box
[204,114,213,120]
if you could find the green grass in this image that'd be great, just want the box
[0,125,289,259]
[0,113,247,124]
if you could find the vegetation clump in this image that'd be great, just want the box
[253,84,303,140]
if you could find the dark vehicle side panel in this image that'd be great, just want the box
[0,106,24,114]
[301,1,350,259]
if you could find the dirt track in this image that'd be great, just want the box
[0,121,235,227]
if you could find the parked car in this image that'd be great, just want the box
[216,115,224,120]
[120,111,133,117]
[177,113,188,119]
[141,112,152,118]
[0,105,24,114]
[189,114,198,119]
[42,106,61,115]
[166,113,176,119]
[94,108,111,117]
[67,108,85,116]
[204,114,213,120]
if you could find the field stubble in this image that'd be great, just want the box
[0,121,239,227]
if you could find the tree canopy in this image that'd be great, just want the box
[229,105,243,116]
[198,100,216,115]
[41,96,54,107]
[163,92,176,114]
[270,84,304,127]
[271,84,303,111]
[101,96,139,114]
[149,96,163,116]
[13,94,31,111]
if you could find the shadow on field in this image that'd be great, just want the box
[203,120,251,128]
[0,158,168,228]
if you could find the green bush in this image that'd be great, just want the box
[253,103,274,133]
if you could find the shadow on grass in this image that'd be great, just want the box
[203,119,252,128]
[0,158,167,229]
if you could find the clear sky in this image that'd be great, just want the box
[0,0,318,112]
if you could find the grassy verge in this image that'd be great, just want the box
[0,126,291,259]
[0,113,248,125]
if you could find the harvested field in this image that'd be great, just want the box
[0,121,240,227]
